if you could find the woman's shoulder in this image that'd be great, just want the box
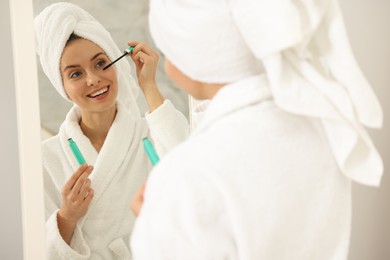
[41,134,62,160]
[204,101,325,144]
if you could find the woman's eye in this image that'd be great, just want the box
[96,60,106,68]
[70,71,81,79]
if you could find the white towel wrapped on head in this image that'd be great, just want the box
[34,2,140,117]
[149,0,383,186]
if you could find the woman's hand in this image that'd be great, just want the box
[128,41,164,112]
[57,164,94,244]
[128,41,159,90]
[131,183,146,217]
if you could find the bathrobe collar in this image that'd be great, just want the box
[193,74,383,186]
[195,74,272,133]
[59,101,140,217]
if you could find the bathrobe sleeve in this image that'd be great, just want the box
[144,99,189,156]
[42,143,91,260]
[46,210,91,260]
[130,156,237,260]
[42,139,91,260]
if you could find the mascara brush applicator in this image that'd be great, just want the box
[103,46,134,71]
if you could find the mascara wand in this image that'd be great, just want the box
[103,46,134,71]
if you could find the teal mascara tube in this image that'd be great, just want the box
[143,137,160,166]
[68,138,86,165]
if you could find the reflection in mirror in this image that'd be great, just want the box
[34,0,189,137]
[33,1,190,259]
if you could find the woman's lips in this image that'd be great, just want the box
[87,86,109,98]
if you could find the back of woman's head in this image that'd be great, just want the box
[149,0,384,186]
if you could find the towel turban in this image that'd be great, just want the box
[149,0,384,186]
[34,2,140,116]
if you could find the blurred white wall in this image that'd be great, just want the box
[0,0,24,259]
[340,1,390,259]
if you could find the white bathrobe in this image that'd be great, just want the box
[131,75,351,260]
[43,100,188,260]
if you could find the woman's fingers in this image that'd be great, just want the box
[128,41,159,60]
[62,164,88,193]
[58,165,95,224]
[71,166,93,198]
[82,189,94,206]
[131,183,146,217]
[127,41,160,67]
[134,51,151,64]
[127,41,160,91]
[76,178,91,199]
[128,41,139,49]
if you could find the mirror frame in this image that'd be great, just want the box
[10,0,46,259]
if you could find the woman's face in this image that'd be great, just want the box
[60,39,118,114]
[164,59,224,100]
[163,59,207,99]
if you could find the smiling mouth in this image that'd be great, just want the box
[87,86,109,98]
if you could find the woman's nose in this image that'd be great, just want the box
[87,73,101,87]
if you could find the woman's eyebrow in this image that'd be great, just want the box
[63,64,79,72]
[90,52,106,61]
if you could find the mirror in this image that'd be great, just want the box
[33,0,189,138]
[28,0,191,259]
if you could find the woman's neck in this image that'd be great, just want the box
[79,105,117,153]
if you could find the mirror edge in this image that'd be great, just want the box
[9,0,46,258]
